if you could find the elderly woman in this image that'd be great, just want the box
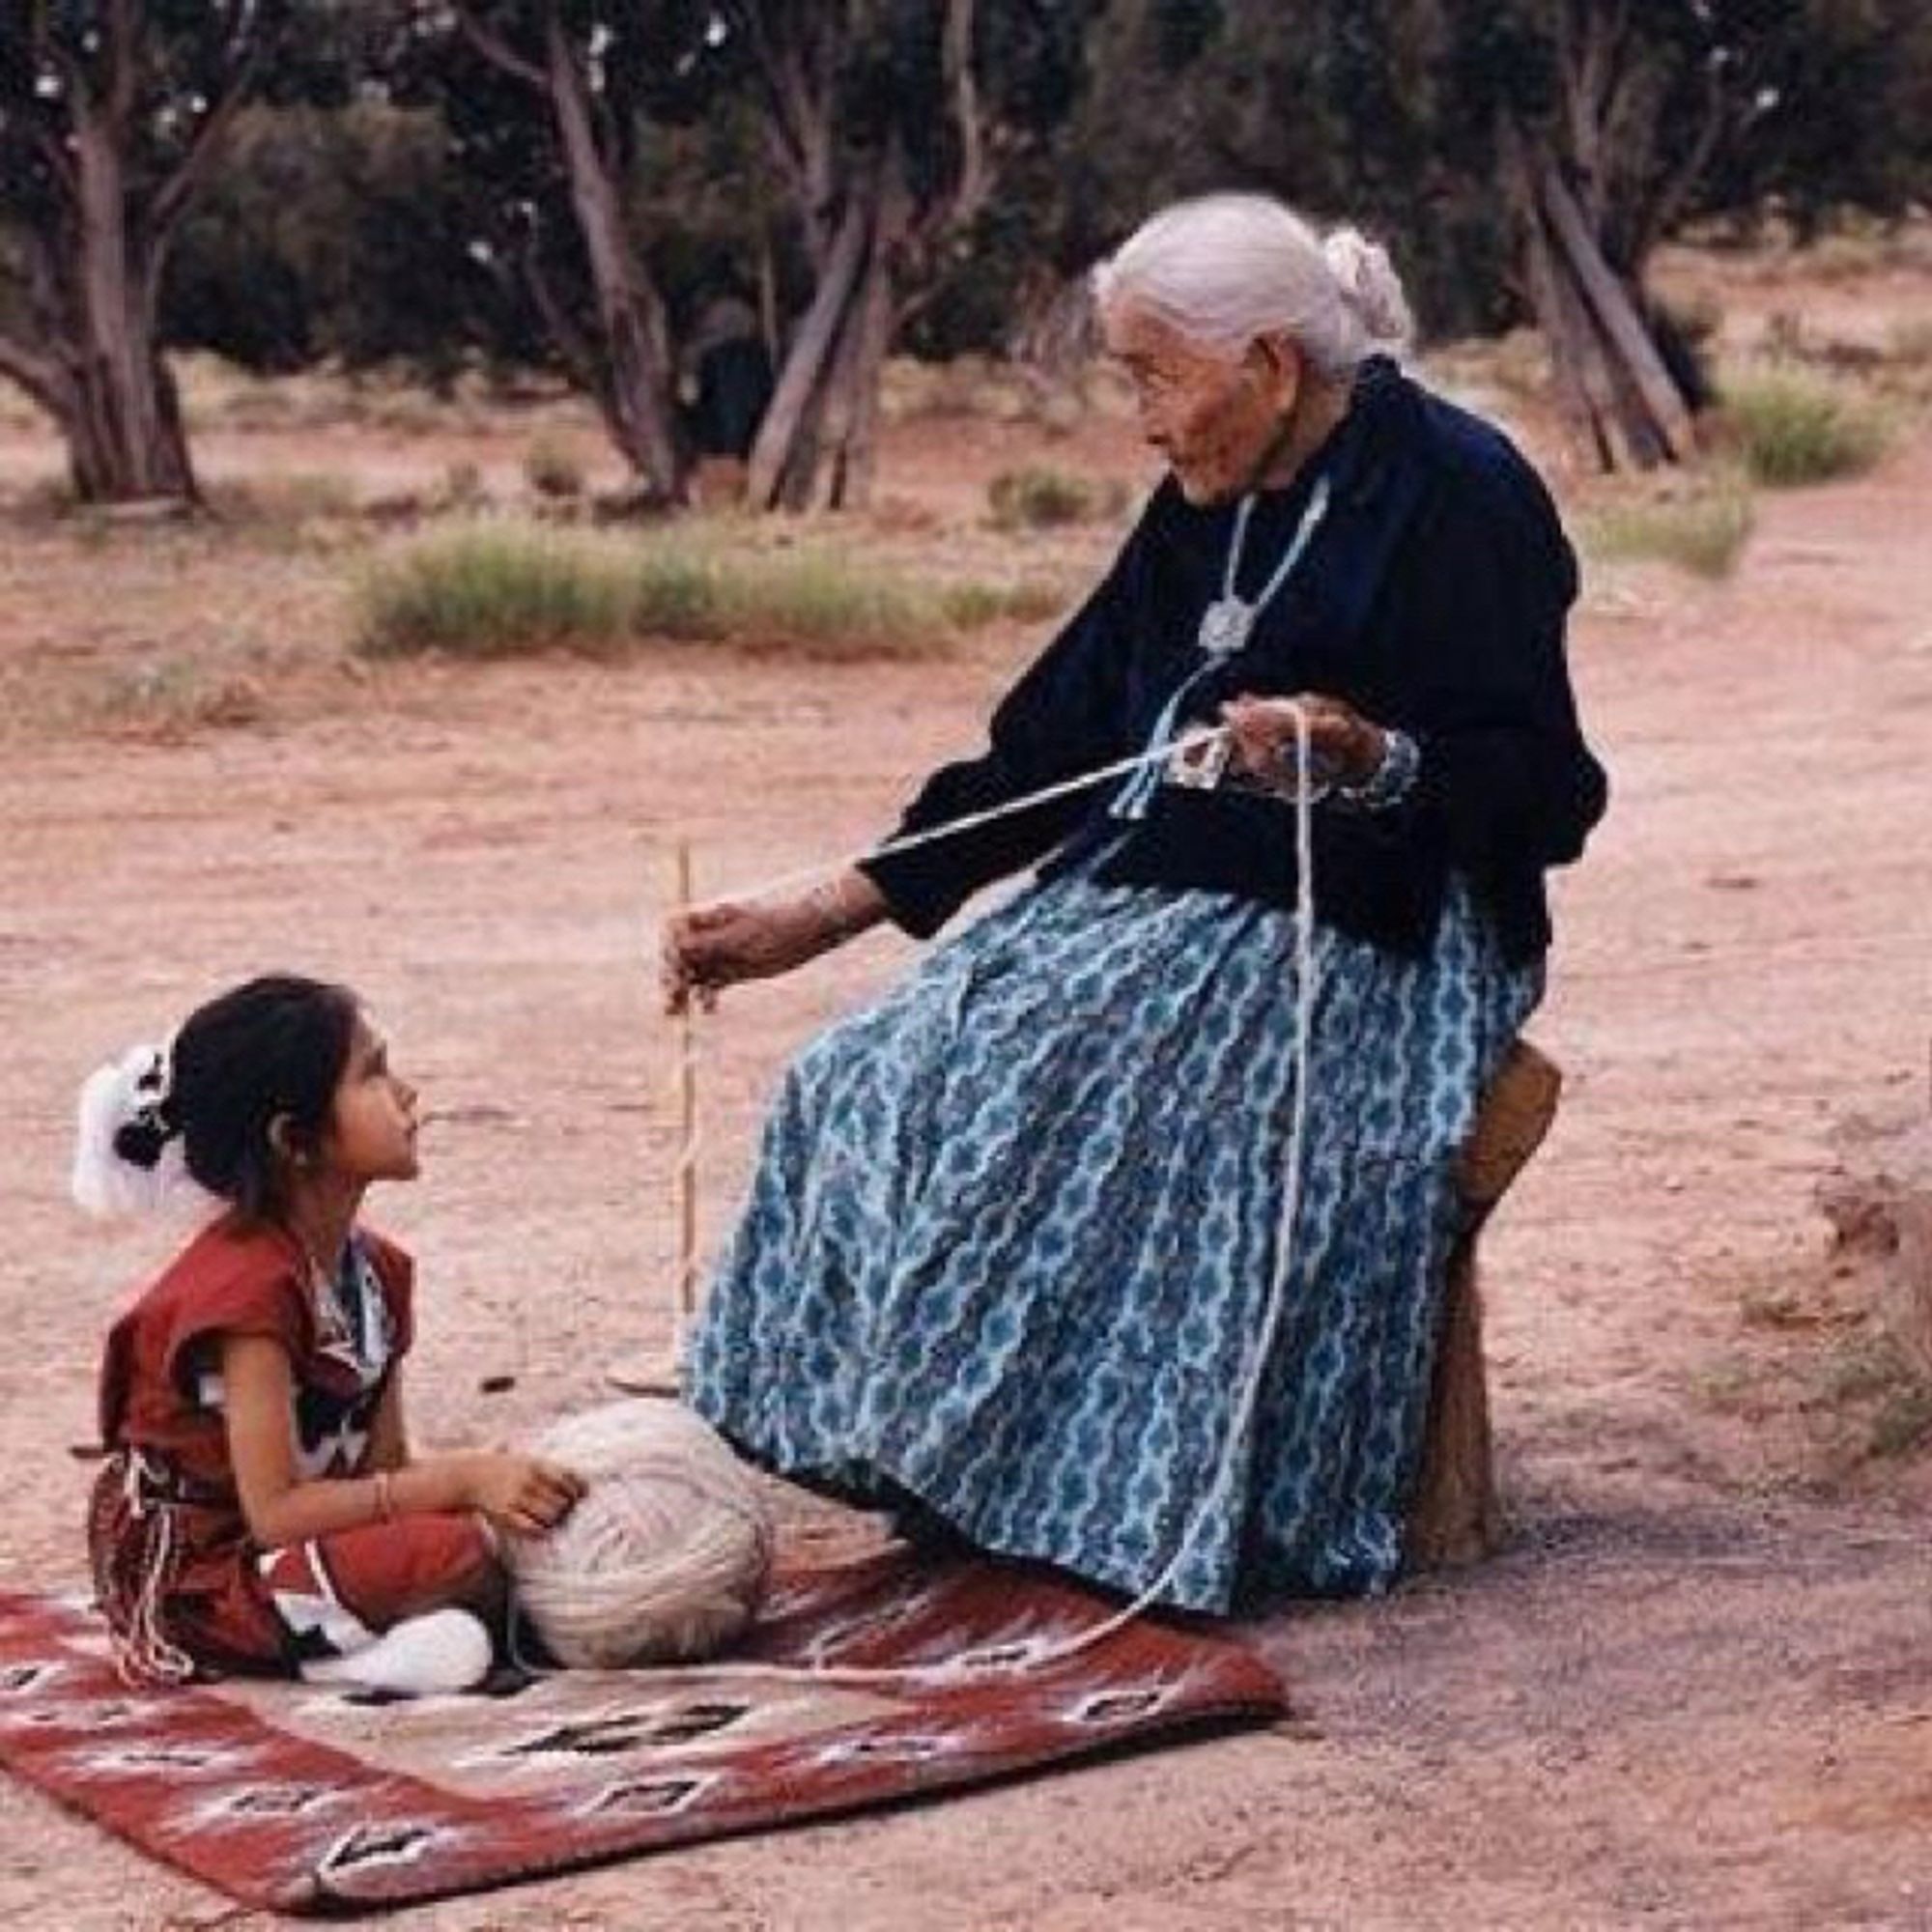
[663,193,1606,1613]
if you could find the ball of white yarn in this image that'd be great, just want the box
[505,1399,774,1669]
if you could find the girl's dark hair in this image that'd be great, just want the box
[163,975,360,1218]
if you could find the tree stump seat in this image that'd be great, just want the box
[1405,1038,1563,1571]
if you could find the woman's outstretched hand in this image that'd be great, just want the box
[661,870,887,1014]
[1221,692,1388,792]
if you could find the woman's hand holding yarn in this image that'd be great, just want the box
[461,1452,586,1538]
[662,877,880,1014]
[1221,691,1387,794]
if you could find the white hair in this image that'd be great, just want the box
[1092,192,1413,376]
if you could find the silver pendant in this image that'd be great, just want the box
[1196,595,1254,659]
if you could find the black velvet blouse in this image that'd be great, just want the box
[860,358,1607,965]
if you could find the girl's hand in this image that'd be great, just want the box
[1221,692,1387,792]
[462,1453,586,1538]
[660,872,883,1013]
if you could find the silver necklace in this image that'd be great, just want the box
[1196,472,1331,659]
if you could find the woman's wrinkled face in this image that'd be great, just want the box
[1102,302,1301,505]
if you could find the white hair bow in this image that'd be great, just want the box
[71,1042,195,1219]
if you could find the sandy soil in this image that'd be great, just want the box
[0,276,1929,1928]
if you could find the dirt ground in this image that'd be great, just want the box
[0,255,1929,1928]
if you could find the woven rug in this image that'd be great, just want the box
[0,1533,1287,1915]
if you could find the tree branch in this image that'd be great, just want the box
[728,2,810,199]
[520,237,604,409]
[149,52,260,242]
[50,43,94,121]
[547,10,622,180]
[1634,61,1730,264]
[18,217,74,359]
[104,0,140,131]
[0,328,67,416]
[942,0,988,228]
[455,4,550,91]
[26,115,80,207]
[736,4,838,255]
[800,9,838,224]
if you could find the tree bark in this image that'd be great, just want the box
[828,241,897,509]
[736,0,982,513]
[747,191,870,510]
[0,14,271,506]
[1536,160,1697,463]
[541,13,683,499]
[0,152,199,501]
[1502,116,1698,473]
[60,99,198,501]
[455,5,685,499]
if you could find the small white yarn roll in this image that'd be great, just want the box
[506,1399,774,1669]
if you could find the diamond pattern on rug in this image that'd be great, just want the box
[0,1541,1287,1915]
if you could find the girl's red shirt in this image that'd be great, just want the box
[98,1210,414,1508]
[90,1212,419,1675]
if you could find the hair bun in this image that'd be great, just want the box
[1321,227,1412,352]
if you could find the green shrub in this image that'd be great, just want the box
[440,459,488,512]
[708,549,968,658]
[1722,372,1889,487]
[357,526,631,657]
[1583,475,1755,580]
[1867,1383,1932,1459]
[524,436,585,500]
[355,522,1040,660]
[987,467,1122,531]
[939,579,1072,628]
[631,551,724,639]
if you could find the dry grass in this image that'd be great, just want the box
[523,436,585,500]
[354,520,1051,662]
[986,467,1130,532]
[1706,1267,1932,1477]
[1579,469,1755,580]
[207,470,362,525]
[1719,371,1890,487]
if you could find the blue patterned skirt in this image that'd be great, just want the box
[687,870,1541,1614]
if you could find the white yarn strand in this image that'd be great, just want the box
[717,722,1236,914]
[652,704,1324,1689]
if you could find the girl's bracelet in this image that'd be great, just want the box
[373,1469,397,1523]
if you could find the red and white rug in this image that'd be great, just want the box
[0,1539,1287,1915]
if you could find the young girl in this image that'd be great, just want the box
[76,974,584,1694]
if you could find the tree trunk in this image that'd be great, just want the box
[1500,113,1701,474]
[748,141,911,514]
[544,15,684,500]
[0,103,202,505]
[747,192,871,510]
[827,242,895,510]
[54,282,198,504]
[1535,160,1697,464]
[742,0,983,515]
